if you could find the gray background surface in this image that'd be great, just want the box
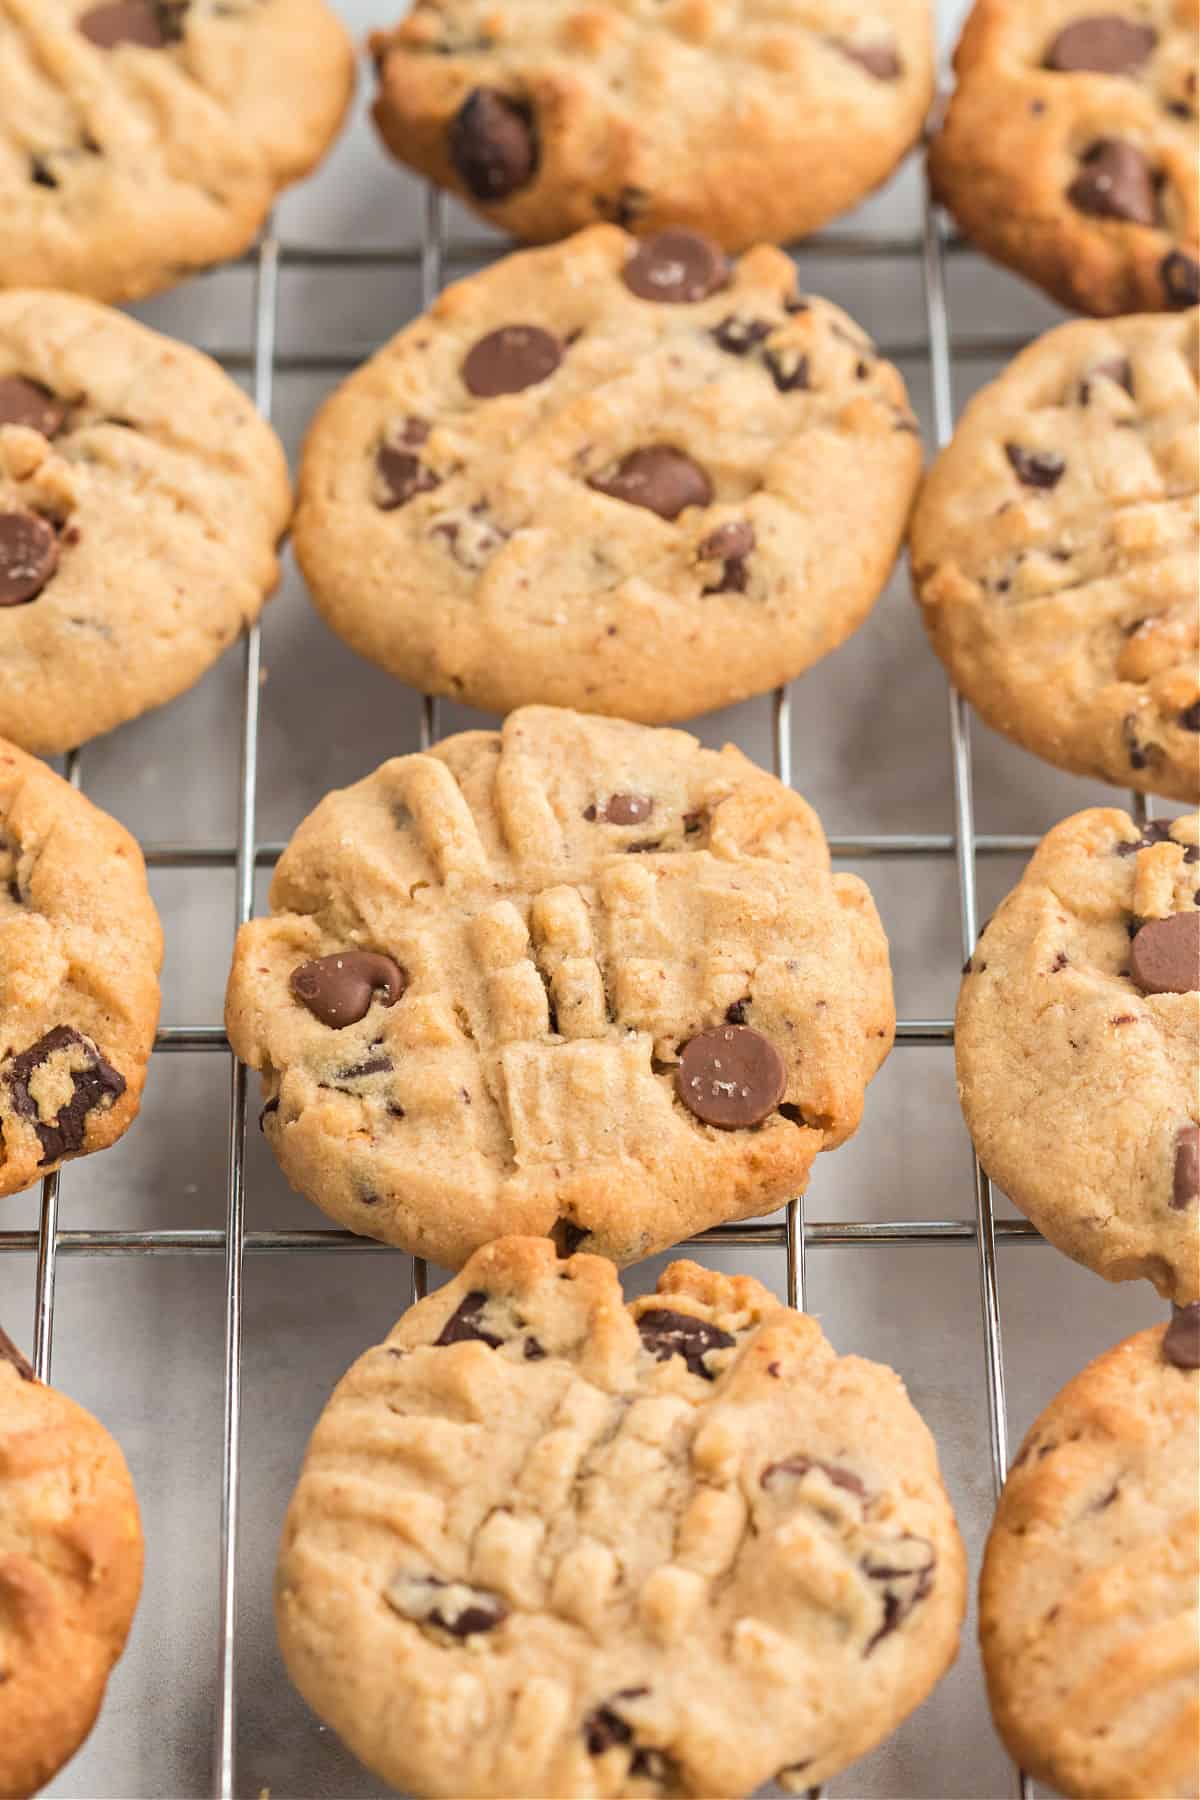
[2,1,1173,1795]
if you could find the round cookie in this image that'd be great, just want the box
[0,1323,144,1800]
[0,738,161,1202]
[1,738,162,1199]
[277,1238,966,1800]
[929,0,1199,316]
[225,706,895,1267]
[980,1319,1200,1798]
[910,309,1199,802]
[294,226,923,723]
[956,807,1199,1304]
[1,1,354,305]
[368,0,933,253]
[0,290,292,754]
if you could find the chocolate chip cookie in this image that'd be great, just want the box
[2,1,354,304]
[0,290,292,755]
[276,1237,966,1800]
[910,309,1199,801]
[980,1319,1200,1797]
[1,1322,144,1800]
[957,807,1200,1304]
[293,226,922,723]
[1,738,162,1199]
[930,0,1199,315]
[369,0,933,252]
[225,706,895,1267]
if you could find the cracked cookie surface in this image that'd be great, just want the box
[910,309,1199,801]
[0,290,292,754]
[276,1238,965,1800]
[0,737,161,1199]
[0,1324,143,1800]
[369,0,932,252]
[294,225,923,724]
[929,0,1199,315]
[956,807,1200,1303]
[980,1320,1200,1798]
[1,0,354,304]
[225,706,895,1267]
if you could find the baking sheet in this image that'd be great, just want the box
[1,2,1169,1794]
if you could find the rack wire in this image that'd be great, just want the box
[0,177,1158,1800]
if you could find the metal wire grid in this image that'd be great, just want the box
[0,179,1157,1800]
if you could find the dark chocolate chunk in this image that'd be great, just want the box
[675,1024,787,1128]
[376,444,438,510]
[385,1570,507,1637]
[1130,912,1199,993]
[699,519,755,593]
[0,377,68,438]
[0,512,60,606]
[1114,820,1199,861]
[435,1292,504,1348]
[589,447,712,520]
[637,1307,735,1379]
[1044,15,1156,73]
[1067,139,1159,225]
[289,952,406,1028]
[4,1025,125,1164]
[862,1537,936,1655]
[622,231,729,303]
[462,325,562,398]
[448,89,537,200]
[78,2,175,48]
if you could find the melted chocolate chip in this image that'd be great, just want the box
[289,952,406,1028]
[1114,820,1199,861]
[764,347,810,392]
[435,1291,504,1348]
[1130,912,1199,994]
[762,1455,867,1497]
[448,88,537,200]
[830,37,902,78]
[711,316,772,356]
[589,447,712,520]
[1044,15,1156,73]
[4,1026,125,1164]
[1068,139,1159,225]
[862,1537,936,1655]
[622,231,729,303]
[675,1024,787,1128]
[385,1571,507,1637]
[1005,444,1066,489]
[550,1217,589,1257]
[375,444,439,510]
[0,377,67,438]
[78,1,170,47]
[637,1307,735,1379]
[1161,249,1200,308]
[0,512,60,606]
[1173,1125,1199,1209]
[0,1326,35,1383]
[462,325,562,398]
[1164,1303,1200,1368]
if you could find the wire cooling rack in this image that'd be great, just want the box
[0,180,1156,1800]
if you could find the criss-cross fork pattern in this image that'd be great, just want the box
[0,186,1156,1800]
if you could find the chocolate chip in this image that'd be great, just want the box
[1180,701,1200,731]
[290,952,406,1028]
[1067,140,1159,225]
[0,1326,35,1383]
[675,1024,787,1128]
[1172,1125,1199,1209]
[589,447,712,520]
[622,231,729,303]
[1122,711,1162,771]
[4,1026,125,1164]
[1080,356,1134,404]
[764,347,810,392]
[1114,821,1198,860]
[0,377,67,438]
[830,37,903,78]
[584,1705,634,1755]
[523,1337,546,1360]
[1044,15,1156,72]
[375,445,438,510]
[862,1537,936,1655]
[1163,1303,1200,1368]
[725,999,749,1024]
[1130,912,1199,993]
[385,1571,507,1637]
[78,2,169,47]
[30,155,59,190]
[335,1052,393,1080]
[0,513,59,606]
[1004,444,1065,489]
[762,1455,867,1497]
[550,1217,589,1256]
[435,1291,504,1348]
[699,520,755,593]
[606,792,653,825]
[711,316,772,356]
[448,89,537,200]
[1161,249,1200,307]
[462,325,562,398]
[637,1307,735,1379]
